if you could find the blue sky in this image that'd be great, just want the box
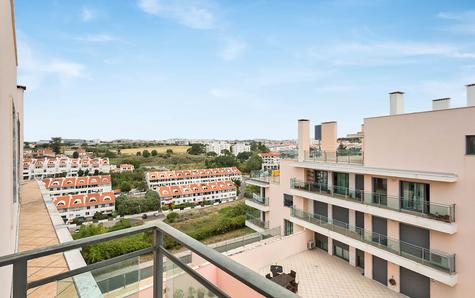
[15,0,475,141]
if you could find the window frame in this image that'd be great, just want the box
[466,135,475,155]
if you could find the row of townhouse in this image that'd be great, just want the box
[146,167,241,189]
[260,152,281,171]
[244,86,475,298]
[158,181,237,206]
[41,175,112,197]
[52,192,116,223]
[23,156,111,180]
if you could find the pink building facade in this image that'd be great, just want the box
[245,86,475,298]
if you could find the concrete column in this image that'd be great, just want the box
[364,213,372,232]
[387,262,400,293]
[327,203,333,221]
[327,171,333,189]
[349,246,356,267]
[364,252,372,279]
[387,177,399,209]
[349,209,356,231]
[349,173,356,190]
[363,175,372,204]
[387,219,400,252]
[328,238,333,255]
[297,119,310,162]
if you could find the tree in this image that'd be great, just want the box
[243,153,262,172]
[187,143,205,155]
[206,151,217,157]
[120,181,132,192]
[166,149,173,154]
[221,149,231,156]
[206,155,238,168]
[236,151,252,162]
[257,142,270,153]
[136,151,142,156]
[50,137,62,155]
[72,151,79,158]
[151,149,158,156]
[142,150,151,158]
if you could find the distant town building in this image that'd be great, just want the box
[146,167,241,190]
[158,181,237,206]
[41,175,112,197]
[52,192,115,223]
[31,148,55,158]
[231,143,251,156]
[23,157,111,180]
[112,163,135,173]
[206,142,231,155]
[260,152,280,171]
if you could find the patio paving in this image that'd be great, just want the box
[259,249,404,298]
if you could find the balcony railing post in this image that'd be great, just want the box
[12,260,27,298]
[153,229,164,298]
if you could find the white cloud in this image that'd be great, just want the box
[137,0,216,29]
[437,10,475,35]
[306,41,475,66]
[218,38,247,61]
[81,8,95,22]
[74,34,121,43]
[17,39,87,90]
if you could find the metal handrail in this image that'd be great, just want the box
[290,207,456,274]
[0,221,298,298]
[244,192,270,206]
[304,150,364,164]
[290,178,455,223]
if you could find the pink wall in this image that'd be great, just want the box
[364,107,475,297]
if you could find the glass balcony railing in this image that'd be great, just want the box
[248,170,280,184]
[290,207,456,274]
[290,179,455,223]
[246,213,270,229]
[304,150,364,164]
[244,192,269,206]
[0,222,297,298]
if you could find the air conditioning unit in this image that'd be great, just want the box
[307,240,315,250]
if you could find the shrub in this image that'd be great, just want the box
[167,212,179,223]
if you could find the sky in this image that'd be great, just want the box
[15,0,475,141]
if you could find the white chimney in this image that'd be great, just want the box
[467,83,475,107]
[297,119,310,162]
[432,98,450,111]
[389,91,404,115]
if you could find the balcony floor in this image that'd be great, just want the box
[19,181,76,298]
[258,249,403,298]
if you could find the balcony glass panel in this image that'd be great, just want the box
[244,192,269,206]
[290,207,455,273]
[290,179,455,223]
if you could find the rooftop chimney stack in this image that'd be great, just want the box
[432,98,450,111]
[467,83,475,107]
[389,91,404,115]
[297,119,310,162]
[321,121,338,152]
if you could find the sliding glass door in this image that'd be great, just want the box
[372,178,387,206]
[333,172,349,195]
[400,181,429,213]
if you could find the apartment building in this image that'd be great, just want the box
[245,87,475,298]
[0,0,25,296]
[146,167,241,189]
[42,175,112,197]
[206,141,231,155]
[231,143,251,155]
[260,152,281,171]
[113,163,135,173]
[23,156,111,180]
[158,181,237,206]
[52,192,116,223]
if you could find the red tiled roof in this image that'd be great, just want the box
[43,175,112,188]
[53,192,115,209]
[260,152,280,157]
[158,180,236,198]
[148,167,241,181]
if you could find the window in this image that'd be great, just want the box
[467,136,475,155]
[283,194,293,207]
[284,220,293,236]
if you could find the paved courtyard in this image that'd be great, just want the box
[259,249,404,298]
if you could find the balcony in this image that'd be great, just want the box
[290,179,455,224]
[247,170,279,185]
[244,192,270,212]
[245,213,270,233]
[290,207,455,274]
[305,150,363,164]
[0,221,298,298]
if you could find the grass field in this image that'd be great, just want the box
[120,145,190,155]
